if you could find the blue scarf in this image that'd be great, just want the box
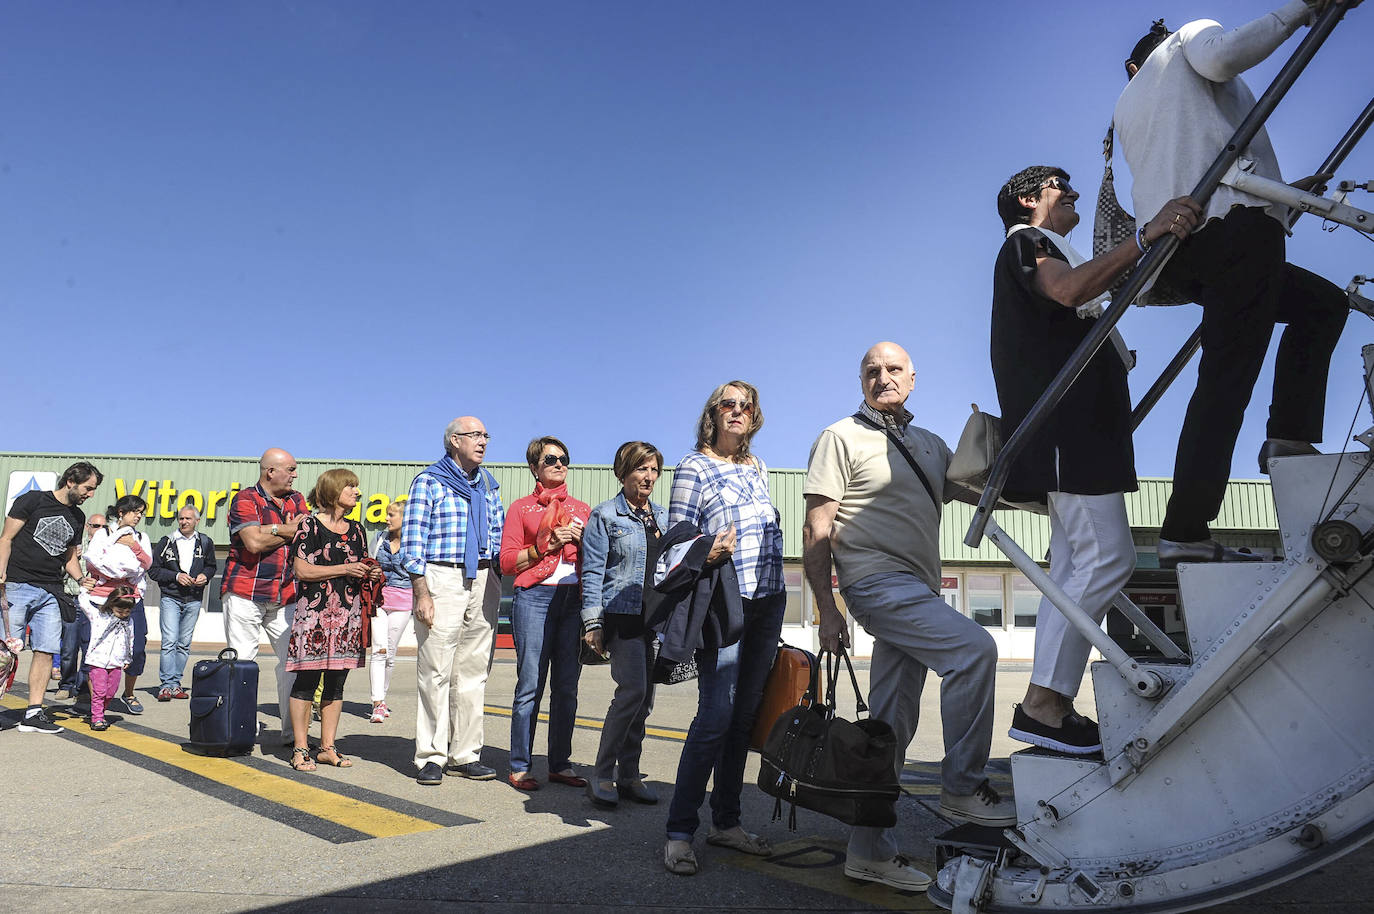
[424,455,498,580]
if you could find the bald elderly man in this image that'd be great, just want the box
[221,448,309,745]
[803,342,1014,892]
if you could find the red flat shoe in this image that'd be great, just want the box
[508,773,540,791]
[548,770,587,788]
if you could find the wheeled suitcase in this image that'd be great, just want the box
[750,642,816,751]
[189,647,258,755]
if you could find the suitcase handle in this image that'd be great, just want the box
[217,647,238,662]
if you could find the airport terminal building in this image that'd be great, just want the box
[1,452,1281,660]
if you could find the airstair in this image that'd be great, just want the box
[930,5,1374,911]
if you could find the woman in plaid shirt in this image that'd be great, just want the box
[663,380,786,876]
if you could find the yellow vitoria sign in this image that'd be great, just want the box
[112,478,407,524]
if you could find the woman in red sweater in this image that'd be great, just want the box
[499,436,592,791]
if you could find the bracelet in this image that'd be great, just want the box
[582,619,603,635]
[1136,225,1151,254]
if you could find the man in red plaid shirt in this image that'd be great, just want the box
[221,448,309,745]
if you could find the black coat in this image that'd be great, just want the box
[148,532,218,600]
[648,520,744,664]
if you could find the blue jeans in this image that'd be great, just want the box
[6,582,63,655]
[509,584,583,774]
[159,595,203,689]
[666,592,786,841]
[59,611,91,693]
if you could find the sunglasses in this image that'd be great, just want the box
[88,523,106,530]
[718,398,754,414]
[1041,176,1075,195]
[541,454,571,467]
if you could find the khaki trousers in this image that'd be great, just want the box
[413,565,499,770]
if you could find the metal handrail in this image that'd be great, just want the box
[965,1,1352,548]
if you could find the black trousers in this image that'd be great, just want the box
[1159,206,1347,542]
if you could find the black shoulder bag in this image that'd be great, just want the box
[757,647,901,829]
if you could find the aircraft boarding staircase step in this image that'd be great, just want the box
[937,452,1374,912]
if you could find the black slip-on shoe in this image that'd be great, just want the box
[1008,704,1102,754]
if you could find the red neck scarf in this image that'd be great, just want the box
[534,483,571,556]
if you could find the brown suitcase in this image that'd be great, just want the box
[750,643,816,751]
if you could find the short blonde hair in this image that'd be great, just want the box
[693,380,763,458]
[311,468,359,510]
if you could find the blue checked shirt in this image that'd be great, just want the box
[668,451,784,599]
[400,467,506,577]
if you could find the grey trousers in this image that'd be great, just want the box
[593,625,656,782]
[841,571,998,862]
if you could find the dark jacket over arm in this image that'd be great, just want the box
[650,520,744,663]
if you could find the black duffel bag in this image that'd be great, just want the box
[757,647,901,829]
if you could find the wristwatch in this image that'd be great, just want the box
[271,523,280,537]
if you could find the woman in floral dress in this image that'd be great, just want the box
[285,468,382,772]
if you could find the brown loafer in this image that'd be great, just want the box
[548,769,587,788]
[508,773,540,791]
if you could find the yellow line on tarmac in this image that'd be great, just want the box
[483,703,689,741]
[3,695,441,839]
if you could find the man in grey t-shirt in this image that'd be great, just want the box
[802,342,1013,892]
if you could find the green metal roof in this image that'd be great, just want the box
[0,454,1278,560]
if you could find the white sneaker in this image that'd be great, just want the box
[844,853,932,891]
[938,779,1017,826]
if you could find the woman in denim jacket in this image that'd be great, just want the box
[580,441,669,810]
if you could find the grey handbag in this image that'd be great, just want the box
[946,404,1001,490]
[945,404,1049,515]
[1092,125,1189,307]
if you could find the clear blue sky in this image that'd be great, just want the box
[1,1,1369,477]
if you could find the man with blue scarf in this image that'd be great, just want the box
[402,416,506,786]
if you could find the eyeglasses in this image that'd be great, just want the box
[1041,176,1075,195]
[718,398,754,414]
[454,431,492,441]
[541,454,571,467]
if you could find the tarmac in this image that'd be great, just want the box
[0,649,1367,913]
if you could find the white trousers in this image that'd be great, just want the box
[221,592,294,740]
[369,610,414,703]
[413,565,499,770]
[1031,492,1136,697]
